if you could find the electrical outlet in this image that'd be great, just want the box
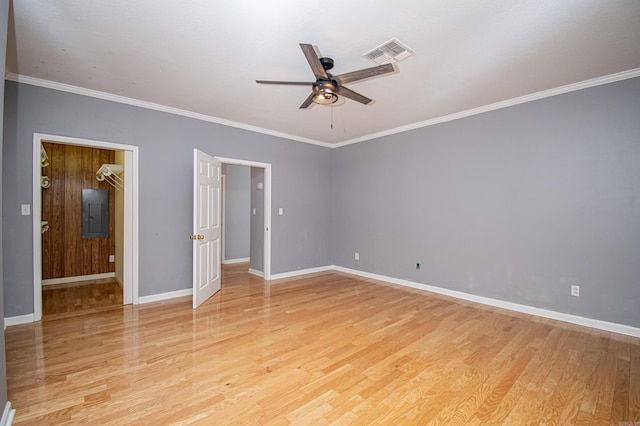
[571,285,580,297]
[354,252,359,261]
[109,255,115,263]
[416,263,420,269]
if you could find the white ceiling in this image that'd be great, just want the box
[6,0,640,146]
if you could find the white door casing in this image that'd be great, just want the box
[192,149,222,308]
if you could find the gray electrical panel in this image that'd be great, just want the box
[82,189,109,238]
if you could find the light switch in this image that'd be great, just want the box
[252,208,256,215]
[278,208,283,216]
[21,204,31,216]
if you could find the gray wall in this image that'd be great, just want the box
[2,81,332,317]
[0,0,9,408]
[250,167,265,272]
[2,68,638,332]
[332,77,640,328]
[222,164,250,261]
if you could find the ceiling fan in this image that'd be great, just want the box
[256,43,397,109]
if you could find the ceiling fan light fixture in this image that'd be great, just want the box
[312,81,338,105]
[313,91,338,105]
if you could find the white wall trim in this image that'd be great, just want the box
[6,73,331,148]
[4,314,36,327]
[332,266,640,338]
[9,69,639,149]
[42,272,116,286]
[269,265,333,281]
[0,402,15,426]
[138,288,192,304]
[248,268,264,278]
[333,67,640,147]
[222,257,250,265]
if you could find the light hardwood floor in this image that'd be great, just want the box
[6,263,640,425]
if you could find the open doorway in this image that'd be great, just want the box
[217,157,271,280]
[32,133,139,321]
[221,164,250,266]
[40,142,121,315]
[191,153,272,308]
[221,164,267,277]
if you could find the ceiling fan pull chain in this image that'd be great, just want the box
[331,106,334,129]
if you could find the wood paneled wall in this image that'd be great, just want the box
[41,142,116,280]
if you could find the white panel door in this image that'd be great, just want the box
[192,149,221,309]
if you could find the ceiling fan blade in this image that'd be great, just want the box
[299,92,315,109]
[334,63,396,85]
[337,86,373,105]
[256,80,314,86]
[300,43,328,80]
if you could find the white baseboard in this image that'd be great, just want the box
[248,268,264,278]
[8,265,638,338]
[42,272,116,286]
[138,288,193,304]
[222,257,250,265]
[4,314,36,328]
[0,402,15,426]
[269,265,333,281]
[332,266,640,338]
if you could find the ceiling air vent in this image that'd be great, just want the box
[363,38,415,65]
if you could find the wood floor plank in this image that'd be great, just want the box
[631,342,640,421]
[5,263,640,424]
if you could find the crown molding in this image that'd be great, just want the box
[4,72,333,148]
[333,67,640,148]
[7,68,640,149]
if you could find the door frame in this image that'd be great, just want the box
[32,133,139,320]
[221,173,226,263]
[216,157,271,280]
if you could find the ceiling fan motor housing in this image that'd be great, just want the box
[319,57,334,71]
